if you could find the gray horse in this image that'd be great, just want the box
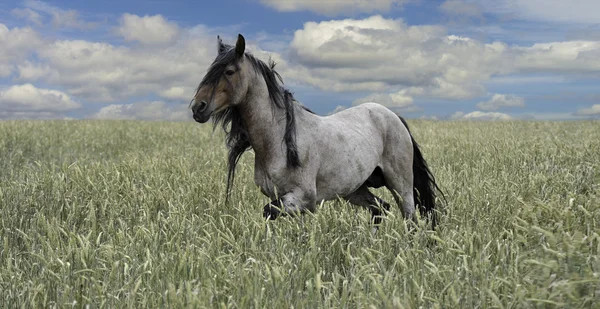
[191,34,443,231]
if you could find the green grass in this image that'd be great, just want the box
[1,119,599,308]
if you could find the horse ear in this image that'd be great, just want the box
[217,35,227,54]
[235,34,245,57]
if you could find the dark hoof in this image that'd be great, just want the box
[263,203,280,220]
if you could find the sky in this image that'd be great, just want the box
[1,0,600,121]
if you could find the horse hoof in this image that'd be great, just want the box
[263,204,280,220]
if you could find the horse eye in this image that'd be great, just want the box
[225,69,235,76]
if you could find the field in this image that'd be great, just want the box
[1,119,599,308]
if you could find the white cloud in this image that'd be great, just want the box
[0,24,43,77]
[476,94,525,111]
[573,104,600,117]
[274,15,600,107]
[20,0,95,29]
[282,15,510,99]
[159,86,195,101]
[91,101,190,121]
[17,23,216,102]
[452,110,512,120]
[11,8,43,26]
[5,7,600,120]
[328,105,348,115]
[116,13,180,45]
[0,84,81,116]
[353,89,415,109]
[513,41,600,73]
[258,0,410,16]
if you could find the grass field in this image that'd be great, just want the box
[1,119,599,308]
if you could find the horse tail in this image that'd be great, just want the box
[398,116,444,229]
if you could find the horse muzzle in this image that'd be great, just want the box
[192,100,212,123]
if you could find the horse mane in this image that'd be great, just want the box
[200,45,308,200]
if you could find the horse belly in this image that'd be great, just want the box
[315,148,380,201]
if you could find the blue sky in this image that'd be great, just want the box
[1,0,600,120]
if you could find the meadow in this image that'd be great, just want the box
[1,119,599,308]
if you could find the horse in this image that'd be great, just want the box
[190,34,443,232]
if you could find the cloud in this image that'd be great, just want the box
[476,94,525,111]
[116,13,180,45]
[18,0,95,29]
[5,7,600,121]
[0,24,44,77]
[16,23,217,102]
[328,105,348,115]
[451,110,512,120]
[352,89,415,109]
[282,16,510,99]
[258,0,410,16]
[513,41,600,73]
[573,104,600,117]
[0,84,81,119]
[11,8,43,26]
[159,86,195,101]
[275,15,600,108]
[91,101,190,121]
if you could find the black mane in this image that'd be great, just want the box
[197,44,309,200]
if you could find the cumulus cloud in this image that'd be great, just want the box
[116,13,180,45]
[5,8,600,120]
[159,86,195,101]
[0,24,44,77]
[275,15,600,106]
[0,84,81,119]
[352,89,415,109]
[573,104,600,117]
[282,15,510,99]
[17,24,217,102]
[513,41,600,73]
[451,110,512,120]
[258,0,410,16]
[91,101,190,121]
[476,94,525,111]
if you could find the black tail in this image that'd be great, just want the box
[398,116,445,229]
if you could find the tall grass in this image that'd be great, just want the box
[1,119,599,308]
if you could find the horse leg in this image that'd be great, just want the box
[344,185,392,233]
[263,188,316,220]
[382,165,417,224]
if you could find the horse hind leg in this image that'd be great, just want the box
[344,185,392,233]
[381,163,417,224]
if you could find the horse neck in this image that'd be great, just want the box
[240,81,287,162]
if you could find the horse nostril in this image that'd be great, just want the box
[198,101,207,112]
[193,101,208,114]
